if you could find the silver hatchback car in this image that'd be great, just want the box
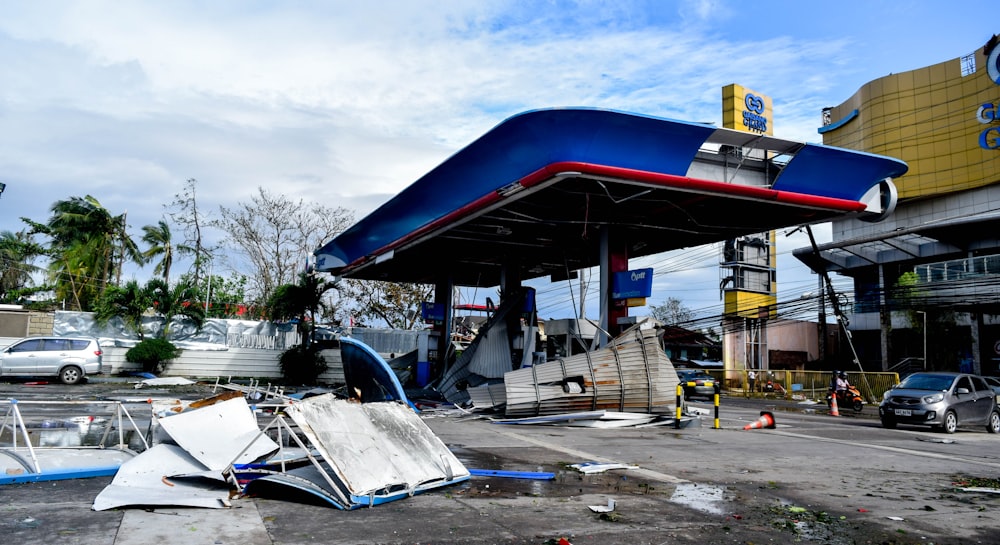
[879,372,1000,434]
[0,336,104,384]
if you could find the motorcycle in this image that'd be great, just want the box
[827,385,865,412]
[762,380,785,395]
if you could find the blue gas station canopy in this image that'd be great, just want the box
[315,108,907,287]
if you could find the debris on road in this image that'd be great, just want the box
[588,498,616,513]
[569,461,638,474]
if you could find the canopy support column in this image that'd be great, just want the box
[433,275,454,381]
[599,227,629,347]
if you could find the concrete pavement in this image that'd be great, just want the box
[2,381,998,544]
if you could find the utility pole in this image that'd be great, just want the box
[803,225,875,401]
[818,274,827,363]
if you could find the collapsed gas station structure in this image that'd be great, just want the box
[315,107,908,388]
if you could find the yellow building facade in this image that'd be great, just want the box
[821,38,1000,199]
[802,36,1000,373]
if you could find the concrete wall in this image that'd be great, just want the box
[0,309,55,338]
[768,319,820,362]
[0,310,29,337]
[27,311,54,336]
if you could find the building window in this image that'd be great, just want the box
[961,52,976,77]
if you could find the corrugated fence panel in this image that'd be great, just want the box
[102,347,345,384]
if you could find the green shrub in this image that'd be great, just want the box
[279,344,328,385]
[125,338,182,374]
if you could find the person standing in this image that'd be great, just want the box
[747,369,756,395]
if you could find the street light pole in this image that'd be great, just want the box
[916,310,927,370]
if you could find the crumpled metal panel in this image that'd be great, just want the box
[339,337,409,403]
[156,396,279,470]
[92,444,232,511]
[437,288,535,403]
[285,395,469,500]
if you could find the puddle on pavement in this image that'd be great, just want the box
[451,445,731,517]
[451,446,667,498]
[668,482,726,514]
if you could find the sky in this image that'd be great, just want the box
[0,0,996,323]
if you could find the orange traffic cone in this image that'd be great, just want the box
[743,411,776,430]
[829,392,841,417]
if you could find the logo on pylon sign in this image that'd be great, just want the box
[988,40,1000,85]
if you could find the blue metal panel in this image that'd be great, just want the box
[316,108,715,270]
[0,464,122,485]
[817,109,858,134]
[772,143,908,201]
[339,336,410,405]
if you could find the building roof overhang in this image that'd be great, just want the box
[793,210,1000,275]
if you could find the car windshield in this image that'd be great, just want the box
[897,374,956,391]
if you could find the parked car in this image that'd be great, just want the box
[878,372,1000,434]
[676,369,716,400]
[984,377,1000,401]
[0,336,104,385]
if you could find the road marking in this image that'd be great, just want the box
[765,428,1000,469]
[492,428,689,484]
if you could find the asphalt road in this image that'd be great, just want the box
[2,380,999,544]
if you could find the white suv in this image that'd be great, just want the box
[0,336,104,384]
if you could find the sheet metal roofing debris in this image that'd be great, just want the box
[491,410,663,428]
[91,336,467,511]
[133,377,197,388]
[244,394,469,509]
[437,288,538,405]
[93,444,235,510]
[155,396,279,469]
[588,498,617,513]
[465,326,679,417]
[569,462,639,474]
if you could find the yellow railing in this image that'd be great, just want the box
[705,369,900,403]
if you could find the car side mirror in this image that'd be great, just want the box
[956,387,971,395]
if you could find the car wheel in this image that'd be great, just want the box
[987,411,1000,434]
[59,366,83,385]
[942,411,958,434]
[880,417,896,429]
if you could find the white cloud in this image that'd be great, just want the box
[0,0,989,315]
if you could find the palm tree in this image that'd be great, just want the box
[267,271,338,347]
[141,220,192,285]
[31,196,142,311]
[94,279,152,340]
[146,278,206,338]
[0,230,44,303]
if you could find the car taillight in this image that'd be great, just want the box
[95,350,103,356]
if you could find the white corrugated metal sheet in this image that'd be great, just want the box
[102,346,346,384]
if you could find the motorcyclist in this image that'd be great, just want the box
[837,371,850,390]
[828,370,864,412]
[834,371,851,400]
